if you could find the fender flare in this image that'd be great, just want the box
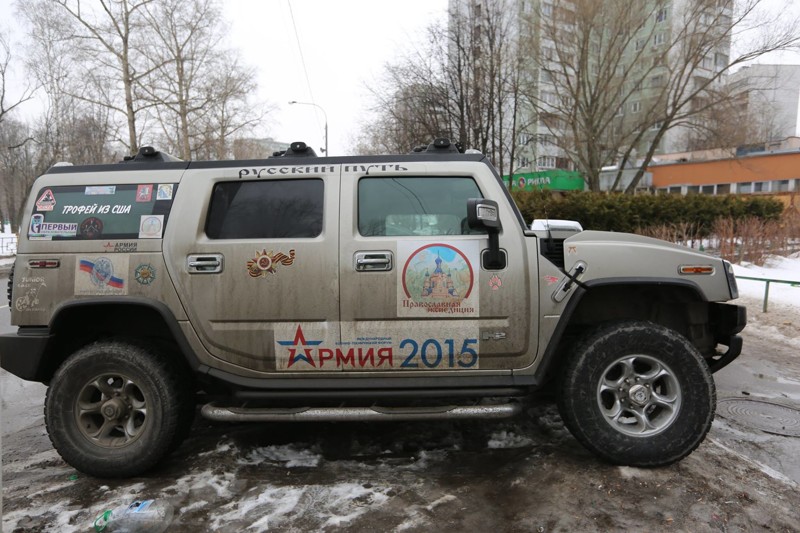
[50,297,202,371]
[532,277,706,383]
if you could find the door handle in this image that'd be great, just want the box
[354,251,393,272]
[357,257,390,265]
[187,254,224,273]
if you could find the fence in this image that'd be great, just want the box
[0,235,17,256]
[736,275,800,312]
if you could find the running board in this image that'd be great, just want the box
[200,402,522,422]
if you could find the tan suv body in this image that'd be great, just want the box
[1,141,745,477]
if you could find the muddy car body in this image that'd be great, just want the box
[1,140,745,477]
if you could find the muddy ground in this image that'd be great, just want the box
[2,293,799,532]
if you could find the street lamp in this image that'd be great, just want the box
[288,101,328,155]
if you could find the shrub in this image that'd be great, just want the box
[510,190,784,237]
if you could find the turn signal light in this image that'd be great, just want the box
[679,265,714,275]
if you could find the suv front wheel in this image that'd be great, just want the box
[557,320,715,467]
[44,340,192,478]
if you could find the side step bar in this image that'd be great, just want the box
[201,401,522,422]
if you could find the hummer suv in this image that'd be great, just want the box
[1,139,746,477]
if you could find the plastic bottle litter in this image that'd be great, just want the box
[93,499,174,533]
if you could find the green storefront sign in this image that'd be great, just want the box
[504,170,585,191]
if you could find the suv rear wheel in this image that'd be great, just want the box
[557,320,715,467]
[44,340,192,478]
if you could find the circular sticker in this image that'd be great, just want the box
[90,257,114,287]
[257,255,273,271]
[80,217,104,239]
[401,243,474,300]
[135,264,156,285]
[140,216,163,236]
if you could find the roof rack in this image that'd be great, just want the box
[120,146,182,164]
[411,138,464,154]
[270,141,318,158]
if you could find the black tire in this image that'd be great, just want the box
[45,340,192,478]
[557,320,715,467]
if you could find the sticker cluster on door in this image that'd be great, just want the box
[28,183,176,241]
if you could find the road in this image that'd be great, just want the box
[2,286,799,532]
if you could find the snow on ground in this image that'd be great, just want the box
[237,443,323,468]
[2,438,396,532]
[733,253,800,311]
[487,430,535,449]
[1,253,798,531]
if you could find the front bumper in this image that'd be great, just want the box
[0,327,52,382]
[707,303,747,373]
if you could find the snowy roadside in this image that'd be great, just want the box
[732,254,800,344]
[1,256,799,531]
[733,254,800,312]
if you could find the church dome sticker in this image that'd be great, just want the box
[398,242,479,317]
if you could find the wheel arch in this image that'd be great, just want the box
[535,278,712,383]
[38,297,200,383]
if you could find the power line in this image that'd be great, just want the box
[287,0,324,139]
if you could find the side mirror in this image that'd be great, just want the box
[467,199,501,231]
[466,198,505,270]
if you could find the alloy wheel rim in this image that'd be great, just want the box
[75,373,149,448]
[596,354,682,437]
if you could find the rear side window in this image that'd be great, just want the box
[358,177,485,236]
[206,179,324,239]
[28,183,178,240]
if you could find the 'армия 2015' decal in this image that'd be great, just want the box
[273,323,479,371]
[398,242,479,317]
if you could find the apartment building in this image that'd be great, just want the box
[729,64,800,142]
[449,0,733,176]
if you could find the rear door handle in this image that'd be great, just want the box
[354,251,393,272]
[187,254,224,273]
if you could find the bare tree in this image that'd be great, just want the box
[30,0,158,155]
[194,56,269,160]
[137,0,266,160]
[23,2,119,164]
[0,29,36,126]
[138,0,220,159]
[358,24,454,154]
[0,118,44,231]
[0,29,37,232]
[525,0,800,192]
[357,0,530,177]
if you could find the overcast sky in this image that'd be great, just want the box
[225,0,450,155]
[2,0,800,157]
[0,0,449,156]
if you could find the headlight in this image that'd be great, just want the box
[723,260,739,299]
